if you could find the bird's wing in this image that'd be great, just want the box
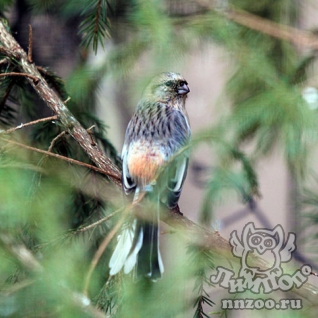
[162,109,191,208]
[164,155,189,208]
[121,132,137,195]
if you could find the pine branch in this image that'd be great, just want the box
[79,0,110,53]
[0,21,121,187]
[190,246,215,318]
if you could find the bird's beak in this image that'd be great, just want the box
[178,83,190,95]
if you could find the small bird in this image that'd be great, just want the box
[109,72,191,280]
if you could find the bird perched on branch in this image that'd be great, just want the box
[109,72,191,280]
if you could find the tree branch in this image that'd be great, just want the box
[0,115,58,134]
[2,137,121,181]
[0,72,39,83]
[0,21,121,187]
[28,24,33,63]
[225,7,318,50]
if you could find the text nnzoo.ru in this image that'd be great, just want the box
[222,298,302,310]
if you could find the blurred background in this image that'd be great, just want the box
[1,0,318,317]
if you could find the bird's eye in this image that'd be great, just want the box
[165,81,174,87]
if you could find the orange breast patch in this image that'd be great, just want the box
[127,147,165,185]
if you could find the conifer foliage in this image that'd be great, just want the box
[0,1,318,317]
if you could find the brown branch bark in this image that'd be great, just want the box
[0,22,122,187]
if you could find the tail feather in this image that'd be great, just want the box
[124,225,143,274]
[109,219,164,280]
[109,190,164,279]
[136,221,164,280]
[109,221,136,276]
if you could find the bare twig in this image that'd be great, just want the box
[28,24,33,63]
[37,130,67,168]
[47,130,67,153]
[0,115,58,134]
[87,125,96,146]
[0,72,39,84]
[0,57,8,65]
[87,125,95,132]
[2,138,121,181]
[77,209,122,233]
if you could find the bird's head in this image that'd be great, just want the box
[143,72,190,103]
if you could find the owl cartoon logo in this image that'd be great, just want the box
[230,223,296,281]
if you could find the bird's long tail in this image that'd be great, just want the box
[135,219,163,279]
[109,200,164,280]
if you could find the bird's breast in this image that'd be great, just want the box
[127,142,165,186]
